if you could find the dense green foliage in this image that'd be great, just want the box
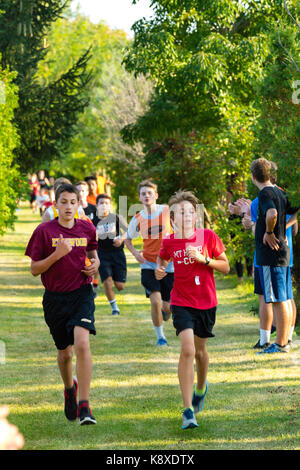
[0,59,23,235]
[0,0,92,172]
[37,12,152,206]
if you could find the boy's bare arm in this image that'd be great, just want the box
[155,256,169,280]
[113,230,128,247]
[286,210,299,229]
[124,238,146,264]
[186,247,230,274]
[263,208,280,250]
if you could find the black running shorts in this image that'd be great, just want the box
[171,304,216,338]
[141,269,174,302]
[43,284,96,350]
[98,249,127,283]
[254,267,263,295]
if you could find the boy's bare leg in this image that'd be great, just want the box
[162,300,172,315]
[290,299,296,327]
[259,295,273,330]
[103,276,115,301]
[74,326,92,401]
[273,301,292,347]
[194,336,209,391]
[57,345,74,389]
[178,329,195,408]
[149,291,163,327]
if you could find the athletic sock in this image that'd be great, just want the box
[154,325,165,340]
[289,326,294,342]
[195,386,206,397]
[109,299,119,312]
[260,329,270,346]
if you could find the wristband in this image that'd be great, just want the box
[266,231,274,235]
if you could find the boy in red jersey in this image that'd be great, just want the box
[155,190,230,429]
[25,184,100,425]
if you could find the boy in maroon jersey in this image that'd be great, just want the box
[25,184,100,425]
[155,190,230,429]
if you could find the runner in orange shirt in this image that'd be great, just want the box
[115,180,174,346]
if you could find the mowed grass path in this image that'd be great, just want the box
[0,206,299,450]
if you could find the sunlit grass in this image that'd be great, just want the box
[0,206,299,450]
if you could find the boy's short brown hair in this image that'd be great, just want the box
[250,158,271,183]
[55,183,79,202]
[138,180,158,194]
[168,190,199,219]
[96,193,111,204]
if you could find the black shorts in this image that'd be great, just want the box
[254,267,263,295]
[141,269,174,302]
[171,304,216,338]
[98,249,127,283]
[43,284,96,350]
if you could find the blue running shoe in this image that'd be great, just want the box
[257,342,290,354]
[181,408,198,430]
[192,382,209,414]
[157,337,168,347]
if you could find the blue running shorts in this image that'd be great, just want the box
[257,266,293,304]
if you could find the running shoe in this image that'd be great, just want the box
[112,309,120,316]
[157,337,168,347]
[181,408,198,430]
[192,382,209,414]
[256,342,290,355]
[78,403,97,425]
[64,378,78,421]
[253,340,270,350]
[162,310,171,322]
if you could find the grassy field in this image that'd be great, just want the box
[0,206,299,450]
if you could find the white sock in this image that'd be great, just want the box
[260,329,270,346]
[109,299,119,312]
[154,325,165,340]
[289,326,294,342]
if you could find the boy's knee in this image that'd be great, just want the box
[195,347,207,362]
[58,347,73,363]
[181,344,195,360]
[115,282,125,291]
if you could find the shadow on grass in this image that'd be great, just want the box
[6,376,299,450]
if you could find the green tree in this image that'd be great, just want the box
[0,60,23,234]
[37,12,152,207]
[0,0,92,173]
[121,0,288,263]
[253,6,300,314]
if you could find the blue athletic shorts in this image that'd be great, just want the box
[257,266,293,304]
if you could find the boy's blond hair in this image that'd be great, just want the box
[54,177,71,191]
[138,180,158,194]
[168,190,199,219]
